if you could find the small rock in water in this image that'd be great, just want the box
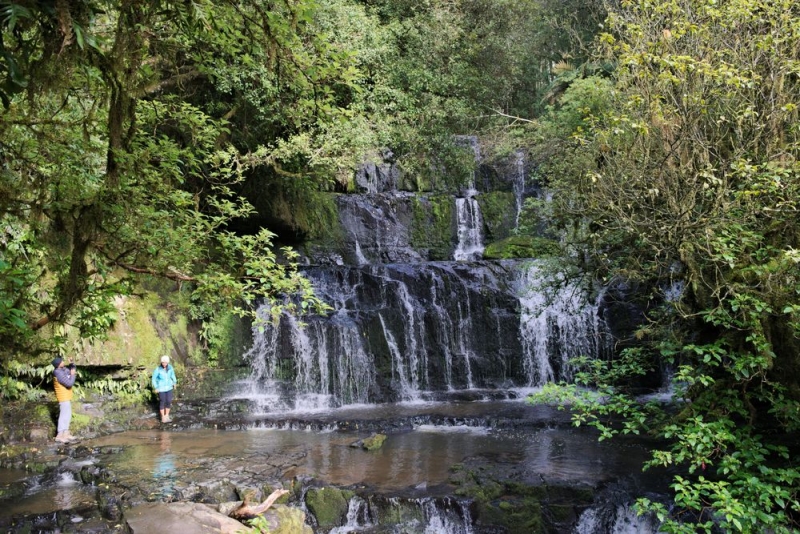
[360,433,387,450]
[71,516,84,523]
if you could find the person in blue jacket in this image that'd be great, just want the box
[152,355,177,423]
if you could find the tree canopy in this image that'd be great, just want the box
[1,0,599,362]
[529,0,800,531]
[0,0,350,359]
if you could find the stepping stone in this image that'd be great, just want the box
[125,502,253,534]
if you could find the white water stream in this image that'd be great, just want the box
[235,261,608,413]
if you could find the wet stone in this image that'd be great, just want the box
[124,501,253,534]
[197,479,239,504]
[96,488,123,521]
[28,428,50,442]
[305,486,354,529]
[71,445,94,458]
[80,465,116,485]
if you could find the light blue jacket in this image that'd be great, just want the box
[152,364,177,393]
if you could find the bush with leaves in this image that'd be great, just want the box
[528,0,800,531]
[0,0,344,369]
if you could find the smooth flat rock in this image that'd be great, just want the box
[125,502,253,534]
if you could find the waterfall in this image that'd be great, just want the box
[379,313,420,401]
[239,142,610,408]
[236,260,610,409]
[454,297,476,389]
[574,503,661,534]
[327,495,474,534]
[354,240,369,266]
[517,263,609,386]
[329,496,374,533]
[453,191,484,261]
[241,297,376,412]
[430,276,455,389]
[452,138,484,262]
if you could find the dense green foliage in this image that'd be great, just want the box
[529,0,800,531]
[0,0,349,371]
[4,0,796,530]
[1,0,600,376]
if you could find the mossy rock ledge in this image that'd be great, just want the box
[304,486,355,529]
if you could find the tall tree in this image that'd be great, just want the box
[0,0,345,360]
[532,0,800,531]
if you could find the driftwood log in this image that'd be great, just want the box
[229,488,290,520]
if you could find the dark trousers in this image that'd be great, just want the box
[158,389,174,410]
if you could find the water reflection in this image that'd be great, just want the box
[85,423,652,495]
[153,431,177,491]
[0,401,666,533]
[280,428,508,489]
[0,468,29,485]
[1,484,96,517]
[521,429,647,482]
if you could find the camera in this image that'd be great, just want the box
[68,362,76,370]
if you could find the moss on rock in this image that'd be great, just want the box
[305,487,354,529]
[451,464,595,534]
[410,194,455,260]
[361,433,387,450]
[270,504,313,534]
[372,498,425,526]
[477,191,516,242]
[302,191,344,243]
[483,236,560,260]
[478,496,543,533]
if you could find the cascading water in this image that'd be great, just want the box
[329,496,474,534]
[237,263,517,409]
[453,191,484,262]
[354,240,369,266]
[574,503,661,534]
[329,496,373,533]
[237,260,609,411]
[225,146,665,534]
[453,138,485,262]
[379,313,420,401]
[242,300,376,412]
[517,263,610,386]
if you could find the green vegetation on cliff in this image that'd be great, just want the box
[410,195,455,260]
[0,1,336,382]
[527,0,800,531]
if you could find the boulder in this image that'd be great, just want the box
[350,433,387,451]
[125,502,253,534]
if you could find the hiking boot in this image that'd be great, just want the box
[64,431,79,442]
[162,416,172,423]
[55,432,70,443]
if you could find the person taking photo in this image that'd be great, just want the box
[52,357,78,443]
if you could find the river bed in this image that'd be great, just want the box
[0,398,668,533]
